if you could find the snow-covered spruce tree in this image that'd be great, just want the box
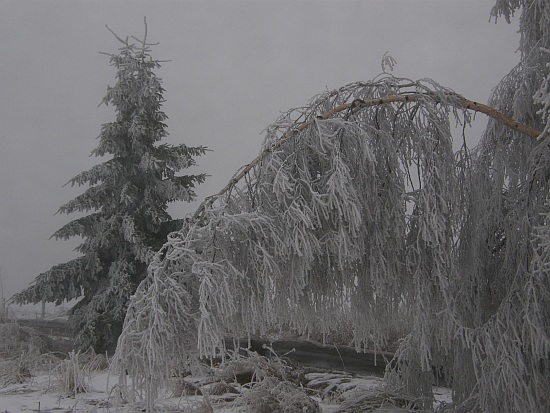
[113,2,549,412]
[12,23,206,353]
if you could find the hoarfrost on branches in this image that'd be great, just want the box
[115,1,550,412]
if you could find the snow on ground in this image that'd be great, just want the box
[0,370,114,413]
[0,309,452,412]
[0,368,452,412]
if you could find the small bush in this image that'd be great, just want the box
[0,358,31,386]
[51,349,108,395]
[0,323,55,387]
[0,323,48,358]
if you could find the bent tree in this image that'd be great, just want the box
[12,23,207,353]
[114,1,550,411]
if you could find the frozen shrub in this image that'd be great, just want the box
[51,349,108,396]
[232,377,321,413]
[0,323,54,387]
[218,349,305,388]
[335,387,421,413]
[0,323,48,358]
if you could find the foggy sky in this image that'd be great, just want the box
[0,0,519,301]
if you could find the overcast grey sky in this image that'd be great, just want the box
[1,0,519,301]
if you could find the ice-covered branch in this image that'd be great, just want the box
[115,75,550,412]
[192,88,544,225]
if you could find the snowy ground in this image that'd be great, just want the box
[0,370,114,413]
[0,307,452,412]
[0,367,452,412]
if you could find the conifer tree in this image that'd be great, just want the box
[13,21,207,353]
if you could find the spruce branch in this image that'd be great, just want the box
[105,18,159,50]
[104,24,128,46]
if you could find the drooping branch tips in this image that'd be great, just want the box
[112,0,550,410]
[189,84,544,227]
[114,71,550,412]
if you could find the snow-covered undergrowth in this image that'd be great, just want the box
[0,323,452,412]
